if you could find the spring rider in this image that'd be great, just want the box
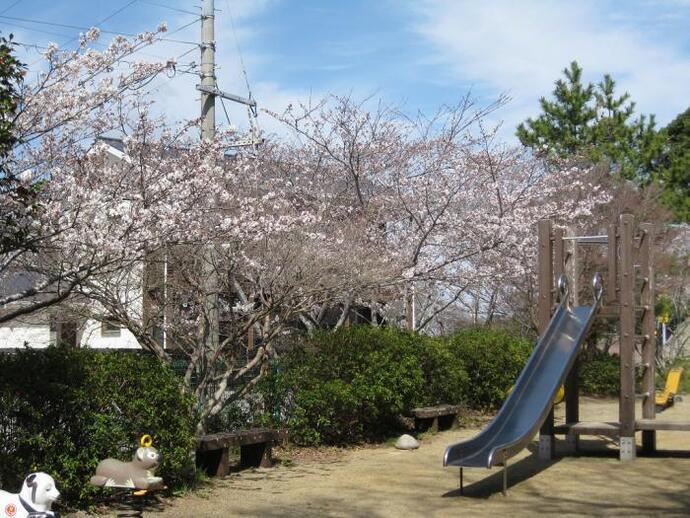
[90,435,165,517]
[0,472,60,518]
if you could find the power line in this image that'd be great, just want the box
[97,0,140,27]
[56,0,140,50]
[166,18,200,38]
[138,1,199,17]
[14,20,200,69]
[0,0,23,16]
[3,21,73,40]
[17,35,197,68]
[225,0,253,101]
[175,46,197,62]
[42,2,200,59]
[0,14,198,45]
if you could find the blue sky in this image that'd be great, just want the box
[3,0,690,142]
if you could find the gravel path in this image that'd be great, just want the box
[73,397,690,517]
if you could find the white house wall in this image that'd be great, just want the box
[0,314,143,350]
[79,318,141,349]
[0,314,51,348]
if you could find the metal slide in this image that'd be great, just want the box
[444,274,602,470]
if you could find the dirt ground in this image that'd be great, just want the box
[75,397,690,517]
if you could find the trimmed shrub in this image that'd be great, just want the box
[418,337,469,406]
[262,326,434,445]
[261,326,539,445]
[580,352,620,396]
[446,328,533,410]
[0,346,196,509]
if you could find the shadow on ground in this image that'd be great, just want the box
[442,444,560,499]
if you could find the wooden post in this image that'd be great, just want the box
[619,214,636,461]
[640,223,656,453]
[538,220,555,460]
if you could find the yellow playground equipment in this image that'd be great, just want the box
[655,367,684,409]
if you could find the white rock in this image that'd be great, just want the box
[395,434,420,450]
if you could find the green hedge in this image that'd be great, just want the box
[0,346,196,510]
[261,327,431,445]
[418,337,469,407]
[261,326,534,445]
[261,327,474,445]
[580,352,620,396]
[446,328,533,410]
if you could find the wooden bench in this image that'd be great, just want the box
[412,405,462,432]
[196,428,285,476]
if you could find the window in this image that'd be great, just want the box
[101,319,122,337]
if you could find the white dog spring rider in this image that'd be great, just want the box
[0,472,60,518]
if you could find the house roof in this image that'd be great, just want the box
[0,271,37,299]
[96,136,125,153]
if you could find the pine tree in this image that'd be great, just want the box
[517,61,596,156]
[654,107,690,222]
[517,61,664,181]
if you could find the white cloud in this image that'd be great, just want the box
[412,0,690,138]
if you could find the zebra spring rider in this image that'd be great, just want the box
[0,472,60,518]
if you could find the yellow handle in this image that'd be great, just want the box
[140,434,153,447]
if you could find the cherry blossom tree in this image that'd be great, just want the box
[0,25,174,322]
[267,95,611,334]
[70,129,370,431]
[1,26,373,432]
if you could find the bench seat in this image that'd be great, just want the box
[196,428,285,476]
[411,404,462,432]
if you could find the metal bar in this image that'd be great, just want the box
[607,224,618,305]
[562,235,608,244]
[572,236,579,306]
[196,84,257,108]
[554,228,565,293]
[502,451,508,497]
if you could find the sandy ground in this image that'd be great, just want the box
[74,397,690,517]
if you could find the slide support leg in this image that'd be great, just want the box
[502,451,508,497]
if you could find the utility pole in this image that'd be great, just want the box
[197,0,259,147]
[200,0,215,142]
[200,0,219,352]
[198,0,262,354]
